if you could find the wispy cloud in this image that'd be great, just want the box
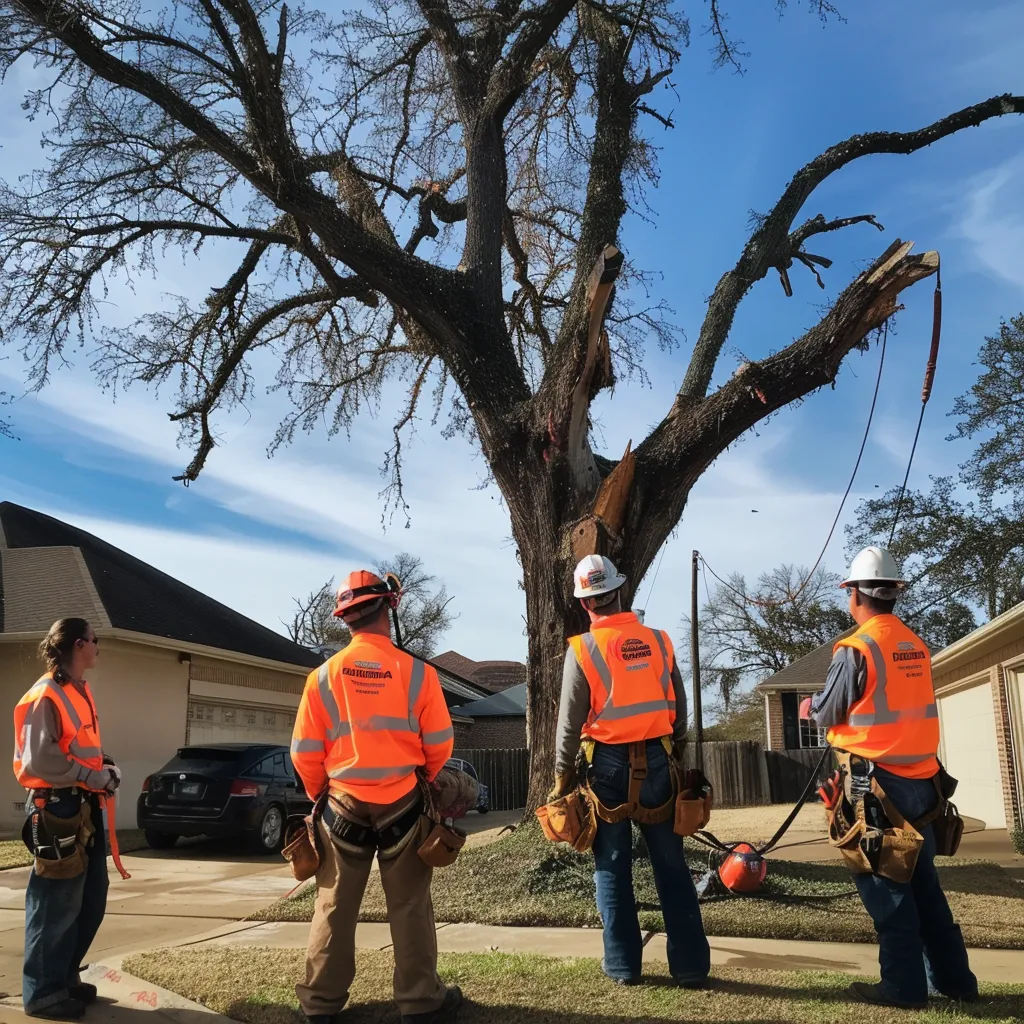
[959,154,1024,293]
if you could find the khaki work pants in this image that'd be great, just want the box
[295,790,447,1018]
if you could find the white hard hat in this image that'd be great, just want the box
[573,554,627,599]
[840,546,906,600]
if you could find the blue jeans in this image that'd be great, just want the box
[854,768,977,1004]
[589,740,710,982]
[23,792,109,1013]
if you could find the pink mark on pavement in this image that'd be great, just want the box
[103,970,122,984]
[130,991,158,1008]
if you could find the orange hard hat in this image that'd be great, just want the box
[717,843,767,894]
[332,570,394,618]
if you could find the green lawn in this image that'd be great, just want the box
[252,825,1024,949]
[0,830,148,870]
[123,946,1024,1024]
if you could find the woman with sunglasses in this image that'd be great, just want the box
[12,618,121,1021]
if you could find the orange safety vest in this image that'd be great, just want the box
[13,674,104,789]
[291,633,454,804]
[827,615,939,779]
[568,612,677,745]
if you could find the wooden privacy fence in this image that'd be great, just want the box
[451,742,832,812]
[452,747,529,811]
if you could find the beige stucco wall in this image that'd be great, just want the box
[1,637,190,833]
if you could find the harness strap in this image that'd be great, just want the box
[580,740,677,825]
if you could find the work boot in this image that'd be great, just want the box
[673,974,709,990]
[610,976,641,987]
[401,985,463,1024]
[25,997,86,1021]
[849,981,927,1010]
[67,982,97,1004]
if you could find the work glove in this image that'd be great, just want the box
[547,770,575,803]
[82,765,120,794]
[798,696,813,720]
[817,769,842,810]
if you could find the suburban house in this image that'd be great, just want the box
[0,502,487,830]
[433,650,526,693]
[450,683,528,748]
[757,605,1024,831]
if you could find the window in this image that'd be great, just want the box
[263,712,277,727]
[222,708,236,723]
[244,711,256,726]
[797,693,827,748]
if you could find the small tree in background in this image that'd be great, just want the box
[288,552,454,659]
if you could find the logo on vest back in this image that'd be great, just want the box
[617,637,652,662]
[892,649,926,662]
[343,661,393,679]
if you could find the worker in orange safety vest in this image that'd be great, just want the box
[551,555,710,988]
[804,546,978,1010]
[13,618,123,1021]
[290,570,460,1024]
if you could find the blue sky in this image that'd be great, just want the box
[1,1,1022,663]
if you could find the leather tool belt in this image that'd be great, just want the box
[21,788,96,880]
[579,738,678,826]
[825,750,963,883]
[323,792,424,860]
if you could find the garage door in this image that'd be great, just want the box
[186,699,296,745]
[938,682,1005,829]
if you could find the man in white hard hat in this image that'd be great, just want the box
[803,546,977,1009]
[551,555,709,988]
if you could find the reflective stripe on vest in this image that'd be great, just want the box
[329,763,418,781]
[846,634,939,728]
[582,632,674,726]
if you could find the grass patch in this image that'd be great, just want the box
[123,945,1024,1024]
[0,830,148,870]
[252,824,1024,949]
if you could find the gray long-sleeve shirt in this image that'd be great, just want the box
[17,687,109,791]
[809,646,868,730]
[554,643,688,772]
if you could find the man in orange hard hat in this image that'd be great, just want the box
[803,546,977,1010]
[552,555,709,988]
[291,571,460,1024]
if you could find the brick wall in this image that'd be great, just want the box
[453,718,474,748]
[463,715,527,749]
[766,691,785,751]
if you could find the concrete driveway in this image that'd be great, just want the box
[0,808,521,1009]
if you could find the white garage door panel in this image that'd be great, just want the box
[187,700,295,745]
[938,683,1005,829]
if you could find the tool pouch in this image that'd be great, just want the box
[281,790,328,881]
[827,755,924,883]
[673,769,713,837]
[535,788,598,852]
[925,766,964,857]
[417,821,467,867]
[26,800,94,880]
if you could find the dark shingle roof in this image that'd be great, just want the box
[755,627,857,693]
[0,502,320,668]
[451,682,527,717]
[431,650,526,693]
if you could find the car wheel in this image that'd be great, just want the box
[144,829,178,850]
[250,804,285,854]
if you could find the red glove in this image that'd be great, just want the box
[798,696,813,720]
[817,770,842,810]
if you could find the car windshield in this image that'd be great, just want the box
[159,747,259,776]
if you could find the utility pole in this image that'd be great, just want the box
[690,550,704,770]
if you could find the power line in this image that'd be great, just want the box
[700,319,890,609]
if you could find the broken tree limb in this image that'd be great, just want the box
[591,440,635,536]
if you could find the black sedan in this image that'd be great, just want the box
[137,743,312,853]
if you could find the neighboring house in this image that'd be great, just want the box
[757,628,856,754]
[450,683,527,749]
[0,501,322,831]
[758,606,1024,831]
[433,650,526,694]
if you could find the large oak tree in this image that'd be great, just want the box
[1,1,1021,806]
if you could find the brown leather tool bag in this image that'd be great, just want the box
[673,769,713,837]
[416,772,468,867]
[417,821,467,867]
[826,753,924,883]
[535,788,598,853]
[29,800,94,880]
[281,790,328,881]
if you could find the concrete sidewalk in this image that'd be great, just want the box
[170,918,1024,984]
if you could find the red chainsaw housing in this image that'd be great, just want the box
[718,842,767,893]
